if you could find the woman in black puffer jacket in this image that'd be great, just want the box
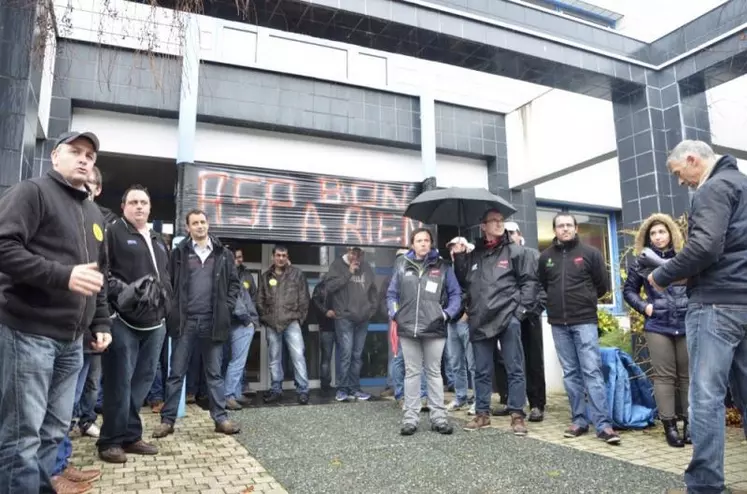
[623,213,689,448]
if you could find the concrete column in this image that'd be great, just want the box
[419,93,437,181]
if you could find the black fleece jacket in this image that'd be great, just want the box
[0,170,111,341]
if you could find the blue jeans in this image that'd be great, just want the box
[76,354,101,427]
[320,331,336,388]
[392,340,427,400]
[473,317,526,415]
[186,342,207,398]
[335,319,368,395]
[267,321,309,394]
[552,323,612,432]
[448,320,475,403]
[54,353,96,476]
[684,304,747,494]
[0,324,83,494]
[98,318,166,450]
[161,316,227,424]
[442,341,455,388]
[223,324,255,400]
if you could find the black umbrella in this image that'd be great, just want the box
[404,187,517,227]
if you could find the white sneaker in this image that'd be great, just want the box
[467,402,476,416]
[447,400,466,411]
[81,423,100,438]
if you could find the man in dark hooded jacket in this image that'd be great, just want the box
[325,247,378,402]
[452,209,538,436]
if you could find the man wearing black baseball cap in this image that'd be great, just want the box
[54,130,101,154]
[0,130,112,493]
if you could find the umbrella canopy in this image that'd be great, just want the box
[404,187,517,227]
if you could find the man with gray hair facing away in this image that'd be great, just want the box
[648,140,747,494]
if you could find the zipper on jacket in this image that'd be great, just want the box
[76,203,91,341]
[561,249,567,324]
[414,265,423,338]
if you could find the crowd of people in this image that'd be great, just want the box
[0,132,744,494]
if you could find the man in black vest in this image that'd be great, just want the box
[0,131,111,493]
[153,209,241,438]
[97,185,172,464]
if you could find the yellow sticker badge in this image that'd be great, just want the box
[269,279,278,287]
[92,223,104,242]
[243,281,250,289]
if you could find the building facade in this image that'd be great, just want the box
[3,0,747,391]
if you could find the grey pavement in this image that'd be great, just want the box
[232,400,684,494]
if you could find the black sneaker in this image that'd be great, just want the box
[298,393,309,405]
[263,392,282,404]
[598,428,621,445]
[431,422,454,435]
[528,407,544,422]
[400,424,417,436]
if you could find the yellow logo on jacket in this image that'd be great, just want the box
[243,281,250,289]
[269,279,277,287]
[92,223,104,242]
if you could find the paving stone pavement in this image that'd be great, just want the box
[68,404,287,494]
[69,393,747,493]
[445,392,747,491]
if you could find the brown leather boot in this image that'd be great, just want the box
[510,413,528,436]
[215,420,241,435]
[463,412,491,431]
[98,446,127,464]
[61,465,101,483]
[152,423,175,438]
[51,476,93,494]
[123,440,158,455]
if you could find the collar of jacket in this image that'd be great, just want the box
[475,231,511,253]
[46,170,90,202]
[177,233,224,252]
[552,235,579,250]
[120,217,161,240]
[703,154,738,186]
[405,248,439,263]
[650,247,676,259]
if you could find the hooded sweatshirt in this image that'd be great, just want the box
[325,253,378,323]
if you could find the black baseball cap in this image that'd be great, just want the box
[53,131,100,153]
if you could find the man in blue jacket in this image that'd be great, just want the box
[650,140,747,494]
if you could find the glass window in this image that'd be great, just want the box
[536,207,613,304]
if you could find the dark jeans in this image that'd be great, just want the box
[186,341,208,398]
[97,318,165,451]
[75,353,101,427]
[495,315,546,410]
[0,324,83,494]
[335,319,368,395]
[473,317,526,416]
[161,316,228,425]
[685,304,747,494]
[319,330,336,388]
[147,336,169,403]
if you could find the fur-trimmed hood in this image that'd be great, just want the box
[634,213,684,255]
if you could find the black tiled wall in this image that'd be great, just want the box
[434,103,505,157]
[0,3,40,192]
[198,64,420,146]
[613,68,710,234]
[53,41,181,123]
